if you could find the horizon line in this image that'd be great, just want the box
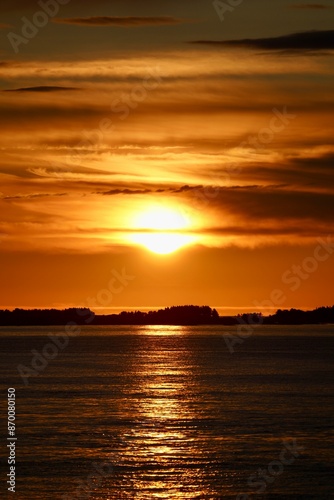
[1,304,332,316]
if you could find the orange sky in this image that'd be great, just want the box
[0,0,333,314]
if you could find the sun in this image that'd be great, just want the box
[130,205,195,254]
[135,206,188,231]
[132,232,194,255]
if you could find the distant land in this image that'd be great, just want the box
[0,305,333,326]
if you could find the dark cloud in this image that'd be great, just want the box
[173,185,199,193]
[3,86,81,93]
[1,193,67,201]
[197,224,328,237]
[191,30,334,52]
[207,152,334,192]
[291,3,333,8]
[97,185,195,196]
[186,186,334,223]
[1,0,188,11]
[54,16,189,27]
[0,0,107,11]
[100,188,152,195]
[0,103,103,127]
[293,151,334,168]
[0,62,16,67]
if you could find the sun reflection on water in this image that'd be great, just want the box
[141,325,189,336]
[110,334,215,498]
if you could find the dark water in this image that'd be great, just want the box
[0,325,333,499]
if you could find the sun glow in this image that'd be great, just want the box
[131,206,195,254]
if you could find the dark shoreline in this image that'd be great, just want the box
[0,304,333,327]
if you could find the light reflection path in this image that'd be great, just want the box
[107,327,217,499]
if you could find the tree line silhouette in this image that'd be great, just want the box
[0,305,333,326]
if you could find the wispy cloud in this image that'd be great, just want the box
[150,181,334,225]
[54,16,190,27]
[2,0,185,12]
[191,30,334,52]
[1,192,67,201]
[100,188,154,196]
[3,86,81,93]
[290,3,333,9]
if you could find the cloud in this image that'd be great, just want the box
[3,86,81,93]
[291,3,333,8]
[293,151,334,169]
[2,0,186,11]
[100,188,152,195]
[196,224,328,237]
[185,186,334,224]
[0,62,15,68]
[207,152,334,192]
[1,193,67,201]
[0,0,115,11]
[91,174,334,230]
[1,166,333,250]
[191,30,334,52]
[54,16,189,27]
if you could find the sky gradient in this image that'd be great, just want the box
[0,0,333,314]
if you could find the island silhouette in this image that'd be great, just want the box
[0,305,333,326]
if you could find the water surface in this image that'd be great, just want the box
[0,325,333,499]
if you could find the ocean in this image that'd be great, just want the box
[0,325,333,499]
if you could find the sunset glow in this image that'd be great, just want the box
[2,3,333,499]
[130,206,195,254]
[0,0,333,312]
[131,232,195,255]
[134,206,190,231]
